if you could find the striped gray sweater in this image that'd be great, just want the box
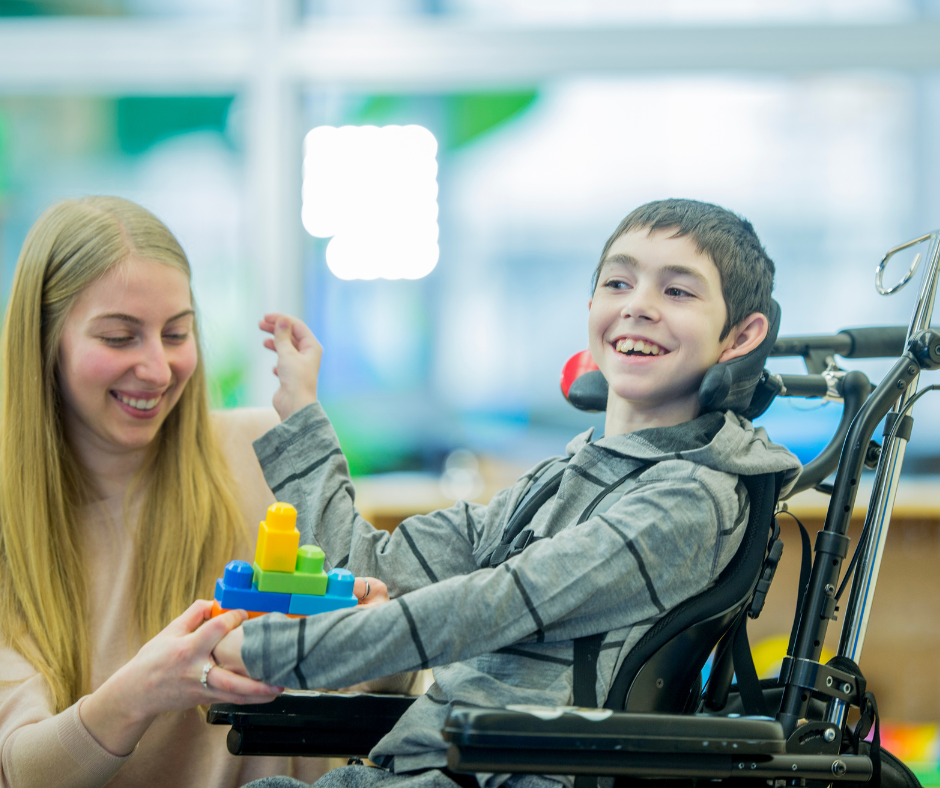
[242,402,800,776]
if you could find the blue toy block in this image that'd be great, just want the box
[214,560,290,614]
[287,592,358,615]
[287,568,357,616]
[326,567,355,597]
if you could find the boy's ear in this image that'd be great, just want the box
[717,312,768,363]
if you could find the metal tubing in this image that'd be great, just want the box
[776,355,920,735]
[784,371,871,499]
[827,230,940,728]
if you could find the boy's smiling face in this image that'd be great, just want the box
[589,227,757,435]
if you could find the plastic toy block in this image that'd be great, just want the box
[253,546,328,595]
[254,502,301,573]
[288,568,358,616]
[326,567,355,597]
[296,544,325,575]
[211,599,302,619]
[211,599,265,619]
[214,560,291,613]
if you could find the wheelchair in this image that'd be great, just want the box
[209,229,940,788]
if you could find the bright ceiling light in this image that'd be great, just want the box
[302,124,440,281]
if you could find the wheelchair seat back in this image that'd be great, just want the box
[604,472,781,713]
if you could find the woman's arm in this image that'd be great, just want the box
[1,604,281,788]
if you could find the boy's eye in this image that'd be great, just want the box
[164,332,190,343]
[665,287,693,299]
[604,278,632,290]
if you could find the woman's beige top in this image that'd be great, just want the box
[0,409,329,788]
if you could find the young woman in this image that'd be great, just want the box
[0,197,402,788]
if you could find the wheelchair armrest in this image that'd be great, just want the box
[207,692,417,758]
[442,706,870,782]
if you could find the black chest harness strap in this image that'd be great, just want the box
[481,457,656,711]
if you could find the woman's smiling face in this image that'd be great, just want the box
[56,255,198,456]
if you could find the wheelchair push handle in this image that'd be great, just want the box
[770,326,907,367]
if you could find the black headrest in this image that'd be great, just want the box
[698,298,781,418]
[564,299,782,419]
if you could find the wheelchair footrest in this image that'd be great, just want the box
[207,691,417,758]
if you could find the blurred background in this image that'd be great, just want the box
[3,0,940,477]
[3,0,940,761]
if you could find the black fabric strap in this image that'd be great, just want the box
[573,633,604,708]
[779,511,811,657]
[731,617,770,717]
[483,468,565,567]
[576,462,654,525]
[856,691,882,788]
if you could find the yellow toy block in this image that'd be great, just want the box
[254,502,300,573]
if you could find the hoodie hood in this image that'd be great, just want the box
[567,410,802,498]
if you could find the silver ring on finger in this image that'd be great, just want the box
[363,580,371,600]
[200,660,215,688]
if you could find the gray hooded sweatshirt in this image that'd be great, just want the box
[241,402,801,776]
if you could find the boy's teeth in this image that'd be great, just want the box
[616,339,664,356]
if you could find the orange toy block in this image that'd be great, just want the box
[210,599,303,620]
[254,502,300,573]
[210,599,265,619]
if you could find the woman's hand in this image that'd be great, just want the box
[354,576,390,607]
[79,600,282,757]
[259,313,323,422]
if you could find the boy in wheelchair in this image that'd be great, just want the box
[213,198,802,788]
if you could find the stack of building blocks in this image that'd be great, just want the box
[211,502,358,619]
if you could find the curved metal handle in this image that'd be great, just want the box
[876,233,931,295]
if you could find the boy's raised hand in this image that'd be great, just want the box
[260,313,323,422]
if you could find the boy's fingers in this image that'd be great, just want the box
[208,666,282,696]
[272,317,295,355]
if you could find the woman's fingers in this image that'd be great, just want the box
[161,599,215,637]
[354,577,390,606]
[189,608,247,653]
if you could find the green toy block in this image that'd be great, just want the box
[253,545,328,595]
[296,545,325,574]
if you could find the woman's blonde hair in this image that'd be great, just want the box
[0,197,247,712]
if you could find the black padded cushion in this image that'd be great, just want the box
[604,472,780,712]
[698,299,781,418]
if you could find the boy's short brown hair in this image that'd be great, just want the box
[593,199,775,340]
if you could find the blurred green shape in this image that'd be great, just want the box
[445,92,538,149]
[0,109,9,197]
[209,363,247,410]
[116,96,234,154]
[350,92,538,150]
[0,0,122,15]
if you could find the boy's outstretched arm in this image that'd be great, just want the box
[230,471,731,692]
